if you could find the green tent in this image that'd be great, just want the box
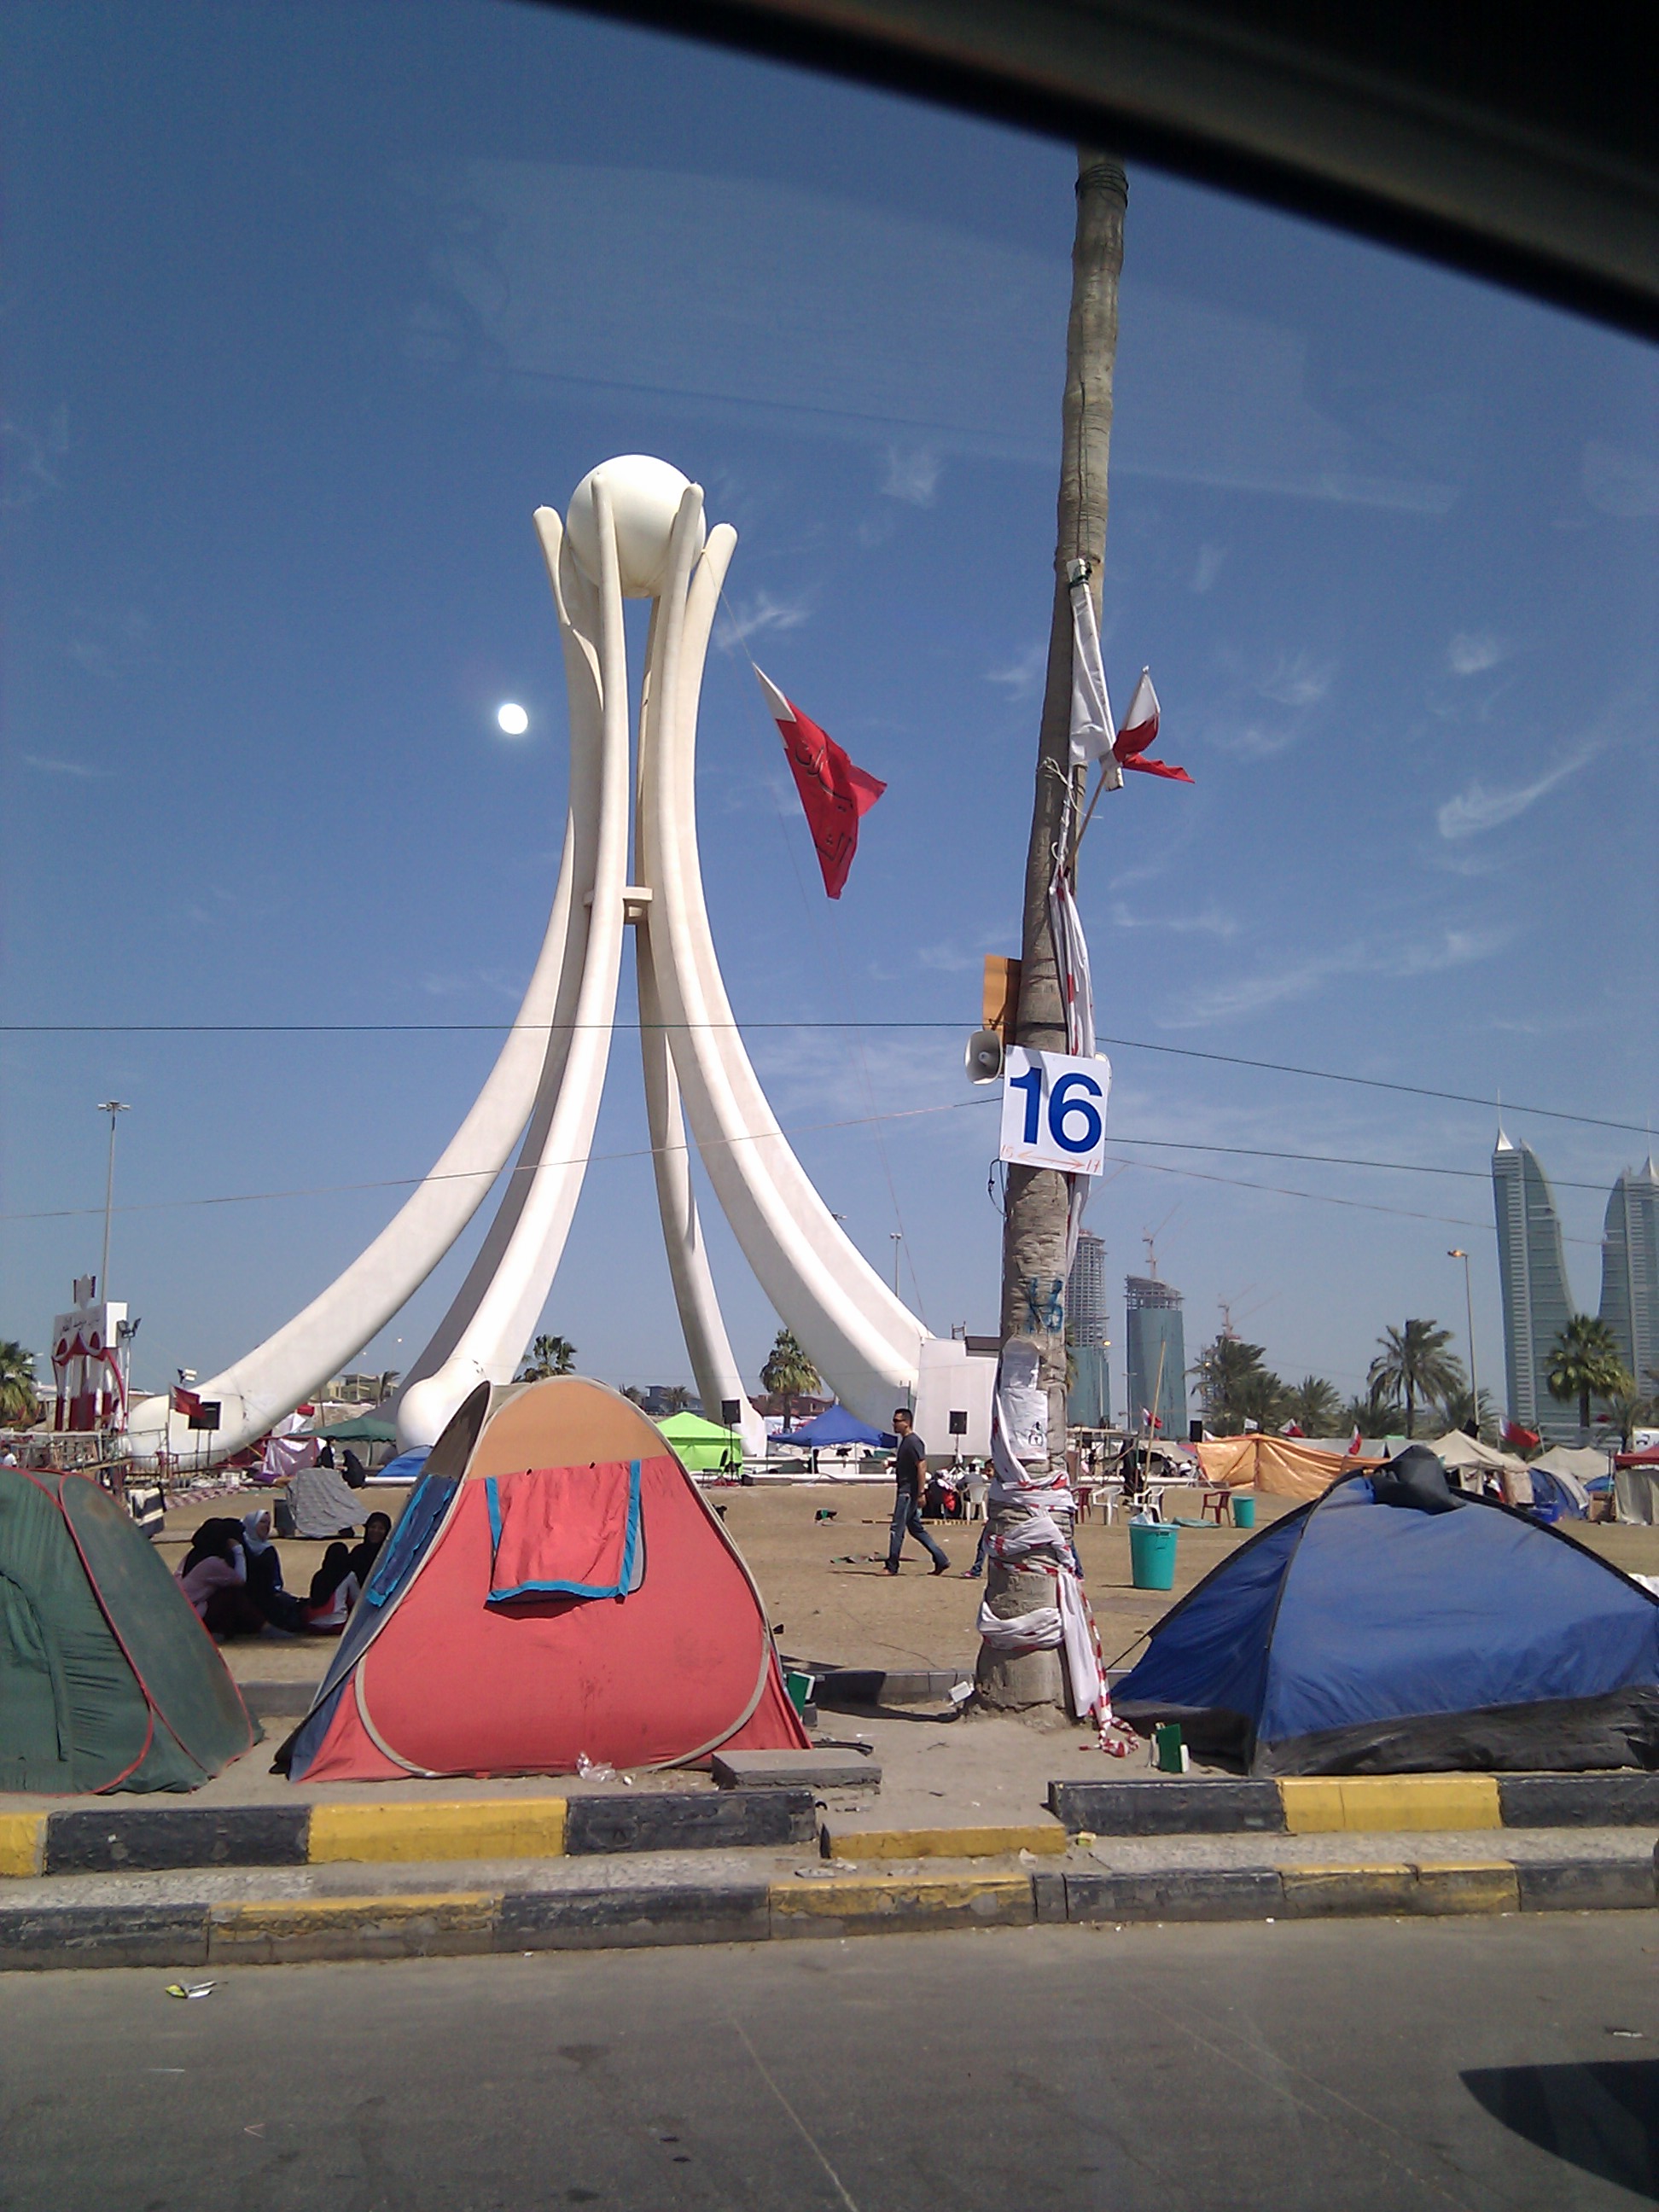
[308,1412,398,1442]
[655,1411,743,1475]
[0,1467,258,1794]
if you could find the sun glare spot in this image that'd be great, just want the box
[497,701,529,736]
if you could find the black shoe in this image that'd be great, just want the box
[933,1559,951,1575]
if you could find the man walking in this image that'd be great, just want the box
[885,1408,950,1575]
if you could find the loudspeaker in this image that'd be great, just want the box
[1189,1420,1204,1444]
[720,1399,742,1428]
[965,1027,1004,1083]
[948,1409,969,1435]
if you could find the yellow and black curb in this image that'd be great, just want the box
[0,1790,816,1881]
[1,1852,1653,1971]
[1049,1771,1659,1839]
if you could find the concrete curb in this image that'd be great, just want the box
[3,1790,816,1882]
[2,1852,1651,1970]
[1051,1771,1659,1838]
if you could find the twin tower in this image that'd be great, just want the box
[1492,1136,1658,1440]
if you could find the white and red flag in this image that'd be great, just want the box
[1347,1424,1364,1456]
[754,667,886,899]
[171,1383,202,1419]
[1114,669,1190,783]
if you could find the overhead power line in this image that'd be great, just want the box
[0,1093,1610,1241]
[3,1019,1652,1138]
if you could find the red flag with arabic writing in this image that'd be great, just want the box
[754,667,887,898]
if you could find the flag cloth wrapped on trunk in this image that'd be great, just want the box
[754,667,886,899]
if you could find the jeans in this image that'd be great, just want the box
[888,1490,949,1569]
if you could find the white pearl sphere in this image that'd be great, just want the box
[565,456,701,599]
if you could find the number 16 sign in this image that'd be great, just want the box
[999,1047,1112,1175]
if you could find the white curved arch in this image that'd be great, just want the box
[120,718,587,1470]
[119,458,932,1468]
[397,485,642,1448]
[638,506,928,1426]
[388,508,602,1418]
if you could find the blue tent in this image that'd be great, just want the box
[781,1405,895,1448]
[1115,1447,1659,1775]
[374,1447,430,1488]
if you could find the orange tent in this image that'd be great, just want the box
[1194,1433,1379,1500]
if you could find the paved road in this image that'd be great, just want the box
[3,1917,1655,2209]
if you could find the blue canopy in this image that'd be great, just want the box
[1115,1450,1659,1776]
[373,1447,430,1487]
[783,1405,894,1448]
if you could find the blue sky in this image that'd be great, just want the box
[3,0,1655,1418]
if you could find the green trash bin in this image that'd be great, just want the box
[1129,1518,1178,1591]
[1231,1493,1257,1529]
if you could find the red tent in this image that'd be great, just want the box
[1615,1447,1659,1469]
[282,1377,807,1782]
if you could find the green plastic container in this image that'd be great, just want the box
[784,1670,815,1717]
[1231,1493,1257,1529]
[1129,1519,1178,1591]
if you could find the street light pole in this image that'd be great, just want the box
[889,1231,902,1296]
[96,1102,131,1300]
[1448,1249,1478,1433]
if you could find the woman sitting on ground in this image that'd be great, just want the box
[347,1511,392,1591]
[177,1517,265,1638]
[240,1508,303,1632]
[304,1541,362,1633]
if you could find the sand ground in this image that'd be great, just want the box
[160,1478,1659,1689]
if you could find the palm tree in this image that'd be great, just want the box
[0,1340,39,1427]
[516,1333,576,1382]
[1546,1314,1631,1436]
[1368,1320,1463,1440]
[760,1328,821,1423]
[1340,1381,1404,1440]
[1605,1385,1655,1452]
[1190,1337,1285,1435]
[1439,1383,1500,1441]
[1282,1376,1342,1435]
[661,1384,693,1414]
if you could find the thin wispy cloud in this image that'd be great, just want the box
[1204,647,1336,758]
[22,754,107,779]
[1582,439,1659,519]
[1447,631,1504,676]
[1190,544,1225,594]
[717,591,811,648]
[916,940,981,973]
[986,641,1046,700]
[1109,899,1238,939]
[1167,926,1507,1027]
[1258,650,1334,709]
[881,444,940,506]
[1436,747,1596,840]
[2,404,70,511]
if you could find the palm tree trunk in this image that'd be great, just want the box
[1406,1381,1415,1438]
[977,150,1126,1715]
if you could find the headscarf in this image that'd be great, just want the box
[241,1509,274,1555]
[309,1542,354,1608]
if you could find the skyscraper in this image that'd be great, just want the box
[1492,1130,1576,1440]
[1125,1274,1187,1437]
[1600,1159,1659,1397]
[1066,1230,1108,1348]
[1066,1230,1111,1428]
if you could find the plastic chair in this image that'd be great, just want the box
[963,1470,990,1522]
